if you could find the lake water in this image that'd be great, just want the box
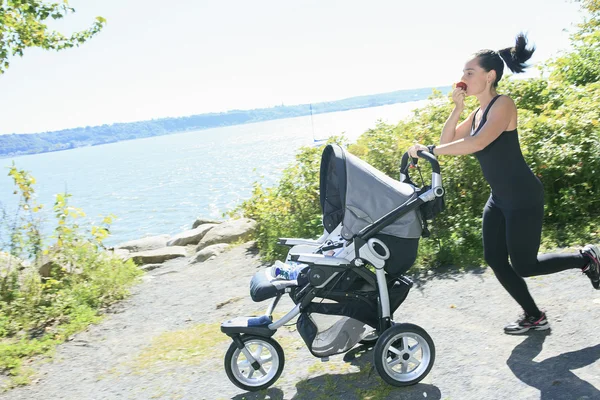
[0,100,429,247]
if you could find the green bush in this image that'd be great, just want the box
[236,0,600,268]
[0,166,142,385]
[548,0,600,86]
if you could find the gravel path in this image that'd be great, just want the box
[1,242,599,400]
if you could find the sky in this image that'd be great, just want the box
[0,0,585,135]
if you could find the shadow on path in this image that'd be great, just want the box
[507,331,600,400]
[231,345,441,400]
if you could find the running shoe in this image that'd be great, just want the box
[504,312,550,335]
[581,244,600,289]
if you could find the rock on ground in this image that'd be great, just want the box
[167,224,217,247]
[192,218,223,229]
[114,235,171,253]
[196,218,256,251]
[190,243,230,264]
[125,246,188,265]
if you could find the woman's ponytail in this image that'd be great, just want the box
[498,33,536,74]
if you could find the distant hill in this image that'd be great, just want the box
[0,86,450,157]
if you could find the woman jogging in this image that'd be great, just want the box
[408,33,600,334]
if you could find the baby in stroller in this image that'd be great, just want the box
[221,144,445,391]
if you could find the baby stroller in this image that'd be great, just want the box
[221,144,445,391]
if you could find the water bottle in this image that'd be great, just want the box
[287,265,300,280]
[274,266,290,280]
[273,260,290,279]
[273,261,302,280]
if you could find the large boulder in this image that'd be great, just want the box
[196,218,257,251]
[126,246,187,265]
[0,253,43,286]
[36,253,60,278]
[36,243,92,277]
[192,218,222,229]
[167,224,217,247]
[189,243,230,264]
[112,248,131,259]
[113,235,170,253]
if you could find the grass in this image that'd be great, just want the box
[130,323,228,374]
[0,306,104,390]
[0,252,143,390]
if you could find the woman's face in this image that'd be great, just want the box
[460,57,494,96]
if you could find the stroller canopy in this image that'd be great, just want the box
[319,144,422,239]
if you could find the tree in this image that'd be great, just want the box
[548,0,600,85]
[0,0,105,74]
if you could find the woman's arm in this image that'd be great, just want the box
[440,108,477,144]
[440,87,474,144]
[434,96,514,156]
[409,96,515,158]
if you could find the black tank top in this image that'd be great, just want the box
[471,95,544,209]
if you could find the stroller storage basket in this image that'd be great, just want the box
[296,276,412,357]
[297,313,369,358]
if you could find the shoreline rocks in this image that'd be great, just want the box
[189,243,230,264]
[114,235,171,253]
[196,218,256,251]
[192,218,223,229]
[111,217,257,270]
[126,246,188,265]
[166,224,217,247]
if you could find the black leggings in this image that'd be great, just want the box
[482,198,587,317]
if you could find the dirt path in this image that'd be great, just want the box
[1,242,599,400]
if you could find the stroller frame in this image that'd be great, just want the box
[221,149,443,391]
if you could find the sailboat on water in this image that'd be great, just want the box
[310,104,328,146]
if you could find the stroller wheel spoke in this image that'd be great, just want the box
[401,361,408,374]
[388,346,403,356]
[237,360,251,369]
[261,356,273,363]
[241,348,257,364]
[254,344,264,359]
[409,342,421,354]
[402,337,409,350]
[409,356,421,367]
[247,369,255,379]
[388,357,403,368]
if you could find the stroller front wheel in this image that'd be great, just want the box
[224,335,285,392]
[373,323,435,387]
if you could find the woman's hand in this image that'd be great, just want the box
[451,87,466,109]
[408,144,429,158]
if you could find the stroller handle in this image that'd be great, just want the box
[400,150,444,199]
[400,150,441,176]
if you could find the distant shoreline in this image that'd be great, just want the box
[0,86,450,158]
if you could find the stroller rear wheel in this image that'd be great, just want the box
[373,323,435,386]
[224,335,285,392]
